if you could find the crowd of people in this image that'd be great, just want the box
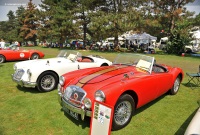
[0,38,155,54]
[38,39,156,53]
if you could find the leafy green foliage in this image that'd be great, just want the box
[0,0,199,50]
[166,30,191,55]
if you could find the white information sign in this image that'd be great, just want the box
[90,101,113,135]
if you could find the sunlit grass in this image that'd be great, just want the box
[0,46,199,135]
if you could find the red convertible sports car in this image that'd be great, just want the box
[58,53,184,130]
[0,46,44,63]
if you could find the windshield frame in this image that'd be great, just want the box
[57,50,82,61]
[113,53,155,74]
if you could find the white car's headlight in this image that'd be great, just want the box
[27,69,32,76]
[95,90,105,102]
[59,76,65,86]
[84,98,92,109]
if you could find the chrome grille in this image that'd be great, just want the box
[13,69,25,80]
[63,85,86,107]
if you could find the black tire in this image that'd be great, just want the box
[37,71,58,92]
[100,63,108,66]
[170,76,181,95]
[112,94,135,131]
[31,53,39,60]
[0,55,6,63]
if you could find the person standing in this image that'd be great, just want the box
[0,39,5,49]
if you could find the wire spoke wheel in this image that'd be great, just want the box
[112,94,135,130]
[114,101,132,126]
[31,54,39,60]
[174,78,180,93]
[40,75,55,91]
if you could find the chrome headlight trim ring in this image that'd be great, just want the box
[83,98,92,109]
[95,90,106,102]
[59,76,65,86]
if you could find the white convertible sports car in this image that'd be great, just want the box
[12,50,112,92]
[184,101,200,135]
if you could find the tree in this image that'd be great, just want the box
[20,0,40,45]
[38,0,80,45]
[149,0,195,35]
[4,10,19,43]
[15,6,26,44]
[87,0,141,45]
[7,10,15,20]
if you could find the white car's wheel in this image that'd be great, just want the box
[112,94,135,131]
[37,71,58,92]
[100,63,109,66]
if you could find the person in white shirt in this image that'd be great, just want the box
[0,39,5,49]
[14,41,19,46]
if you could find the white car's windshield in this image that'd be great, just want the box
[57,50,81,61]
[113,53,155,73]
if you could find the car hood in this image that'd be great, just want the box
[77,65,148,85]
[15,57,70,69]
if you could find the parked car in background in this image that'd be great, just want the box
[184,100,200,135]
[58,53,184,130]
[0,46,44,63]
[12,50,112,92]
[0,44,19,50]
[158,37,168,50]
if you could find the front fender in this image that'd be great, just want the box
[170,67,184,83]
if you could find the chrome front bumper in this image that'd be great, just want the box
[58,95,92,120]
[11,74,37,88]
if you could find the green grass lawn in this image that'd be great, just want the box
[0,47,200,135]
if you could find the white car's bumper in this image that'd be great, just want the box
[11,74,36,88]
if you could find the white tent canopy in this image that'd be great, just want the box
[126,32,157,40]
[126,32,157,45]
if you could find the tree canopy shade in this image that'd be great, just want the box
[0,0,199,54]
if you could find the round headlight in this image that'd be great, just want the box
[27,69,32,75]
[59,76,65,86]
[83,98,92,109]
[95,90,105,102]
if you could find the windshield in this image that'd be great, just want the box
[113,53,155,73]
[57,50,81,61]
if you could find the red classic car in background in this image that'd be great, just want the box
[58,53,184,130]
[0,46,44,63]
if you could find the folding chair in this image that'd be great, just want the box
[186,65,200,89]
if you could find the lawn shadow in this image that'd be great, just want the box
[174,107,199,135]
[134,93,167,116]
[60,93,168,130]
[182,82,200,90]
[61,108,91,129]
[16,85,41,94]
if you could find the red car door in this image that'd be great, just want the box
[151,72,172,97]
[9,50,30,60]
[127,72,171,108]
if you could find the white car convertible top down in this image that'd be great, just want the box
[12,50,112,92]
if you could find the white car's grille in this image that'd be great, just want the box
[63,85,86,108]
[13,69,25,80]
